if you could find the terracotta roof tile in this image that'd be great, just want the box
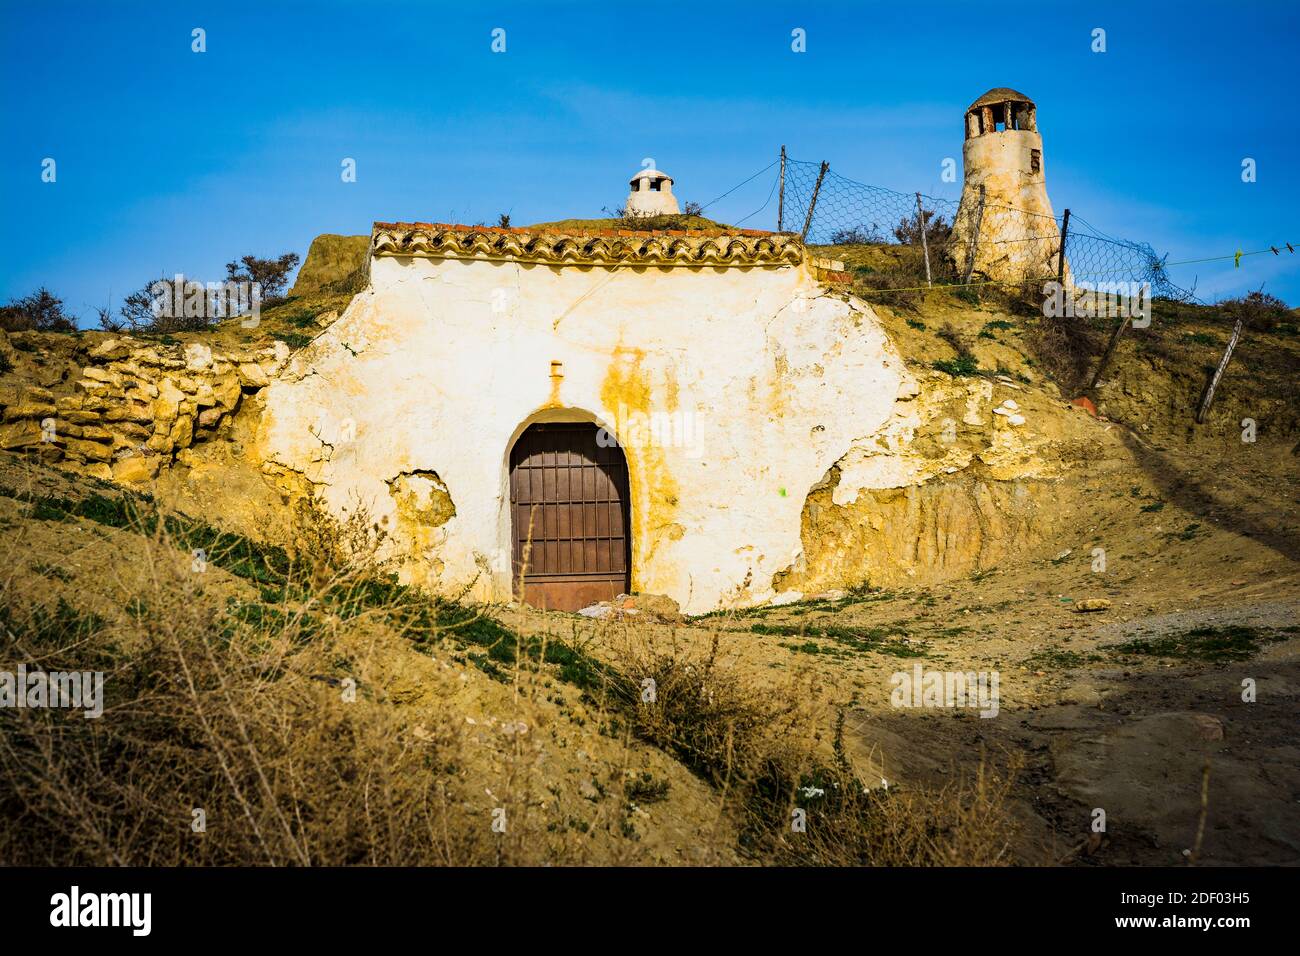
[370,223,802,268]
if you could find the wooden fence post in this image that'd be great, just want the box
[916,192,932,287]
[1197,317,1244,424]
[1057,208,1071,285]
[799,161,829,242]
[962,184,986,284]
[778,145,787,233]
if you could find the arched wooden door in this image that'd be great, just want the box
[509,422,631,611]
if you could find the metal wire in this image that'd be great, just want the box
[782,157,1195,301]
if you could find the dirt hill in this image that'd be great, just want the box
[1,238,1297,865]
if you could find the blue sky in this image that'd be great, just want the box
[3,0,1298,320]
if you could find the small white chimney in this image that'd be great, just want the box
[626,168,679,217]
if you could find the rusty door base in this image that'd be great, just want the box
[520,576,626,613]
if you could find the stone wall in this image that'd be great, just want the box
[0,332,289,482]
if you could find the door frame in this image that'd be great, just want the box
[502,410,633,610]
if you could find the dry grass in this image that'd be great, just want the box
[0,561,472,864]
[595,623,1021,866]
[0,490,609,865]
[286,495,393,589]
[0,473,1023,866]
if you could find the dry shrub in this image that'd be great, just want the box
[599,623,1021,866]
[850,247,932,312]
[1001,276,1055,318]
[1220,289,1291,332]
[288,495,391,588]
[2,606,450,864]
[601,629,818,789]
[1025,282,1105,394]
[0,510,585,866]
[0,288,76,333]
[752,715,1022,866]
[892,207,953,247]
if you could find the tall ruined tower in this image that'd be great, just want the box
[951,88,1064,284]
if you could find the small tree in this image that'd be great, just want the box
[0,287,76,332]
[119,277,174,332]
[830,225,884,245]
[119,277,221,333]
[225,252,300,303]
[95,304,125,333]
[893,207,952,246]
[1222,289,1290,332]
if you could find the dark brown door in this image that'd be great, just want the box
[509,422,631,612]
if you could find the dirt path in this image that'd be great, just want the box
[505,441,1300,865]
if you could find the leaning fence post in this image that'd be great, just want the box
[962,184,986,285]
[778,145,787,233]
[1196,316,1244,424]
[916,192,932,287]
[1057,208,1071,285]
[799,161,829,243]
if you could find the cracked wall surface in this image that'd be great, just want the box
[256,254,911,613]
[774,367,1129,595]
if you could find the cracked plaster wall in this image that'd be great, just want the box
[257,254,911,613]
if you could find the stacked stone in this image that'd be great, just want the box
[0,335,290,482]
[0,382,61,461]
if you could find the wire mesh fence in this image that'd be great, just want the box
[779,155,1193,301]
